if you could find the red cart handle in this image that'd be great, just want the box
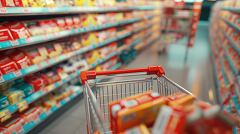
[81,66,165,84]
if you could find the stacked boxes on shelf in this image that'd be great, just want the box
[0,0,162,133]
[209,0,240,133]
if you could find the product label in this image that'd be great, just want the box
[152,106,172,134]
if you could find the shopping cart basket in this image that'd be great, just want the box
[81,66,193,134]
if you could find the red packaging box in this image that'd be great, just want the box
[0,117,25,134]
[55,19,66,30]
[20,107,43,124]
[1,0,23,7]
[41,70,61,85]
[0,25,14,42]
[73,17,81,28]
[65,17,74,29]
[9,50,32,69]
[4,22,30,40]
[24,75,45,91]
[0,57,19,75]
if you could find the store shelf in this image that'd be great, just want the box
[0,50,119,122]
[222,47,239,75]
[224,32,240,55]
[222,7,240,13]
[0,6,155,16]
[21,62,124,134]
[222,18,240,33]
[0,18,141,50]
[22,89,83,134]
[210,49,222,105]
[0,32,132,85]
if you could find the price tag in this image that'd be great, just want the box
[10,40,19,46]
[0,109,11,122]
[0,7,6,13]
[25,37,33,43]
[23,8,30,13]
[17,101,28,112]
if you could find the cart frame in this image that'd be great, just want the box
[81,66,193,134]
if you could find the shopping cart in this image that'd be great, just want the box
[81,66,193,134]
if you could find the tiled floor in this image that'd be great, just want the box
[38,21,216,134]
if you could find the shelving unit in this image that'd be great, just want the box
[209,1,240,133]
[0,6,155,16]
[0,1,162,133]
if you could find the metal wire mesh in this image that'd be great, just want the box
[84,74,192,134]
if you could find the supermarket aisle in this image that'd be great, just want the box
[38,22,214,134]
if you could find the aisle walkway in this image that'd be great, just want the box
[38,22,214,134]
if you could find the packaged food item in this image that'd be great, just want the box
[4,90,25,104]
[46,44,59,58]
[0,0,24,7]
[55,18,66,30]
[0,94,9,110]
[24,74,45,92]
[18,83,34,97]
[81,14,97,27]
[21,46,47,64]
[168,95,196,107]
[5,22,30,40]
[9,50,32,69]
[109,92,166,133]
[120,124,150,134]
[0,117,25,134]
[65,17,74,29]
[152,106,187,134]
[41,70,61,85]
[0,25,14,42]
[0,57,19,75]
[20,107,43,123]
[81,32,99,47]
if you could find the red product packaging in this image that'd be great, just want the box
[9,50,32,69]
[4,22,30,40]
[41,70,61,85]
[0,117,25,134]
[55,18,66,30]
[65,17,74,29]
[20,107,43,124]
[24,74,45,91]
[21,46,46,64]
[0,57,19,75]
[0,0,23,7]
[109,92,166,133]
[152,106,187,134]
[0,25,14,42]
[73,17,81,28]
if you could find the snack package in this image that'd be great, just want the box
[168,95,196,107]
[9,50,32,69]
[152,106,187,134]
[5,22,30,40]
[4,90,25,104]
[0,57,19,75]
[109,92,166,133]
[20,107,43,123]
[24,74,45,92]
[0,0,24,7]
[0,25,14,42]
[21,46,47,64]
[0,117,25,134]
[120,124,150,134]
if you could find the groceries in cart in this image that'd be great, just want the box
[81,66,236,134]
[109,92,234,134]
